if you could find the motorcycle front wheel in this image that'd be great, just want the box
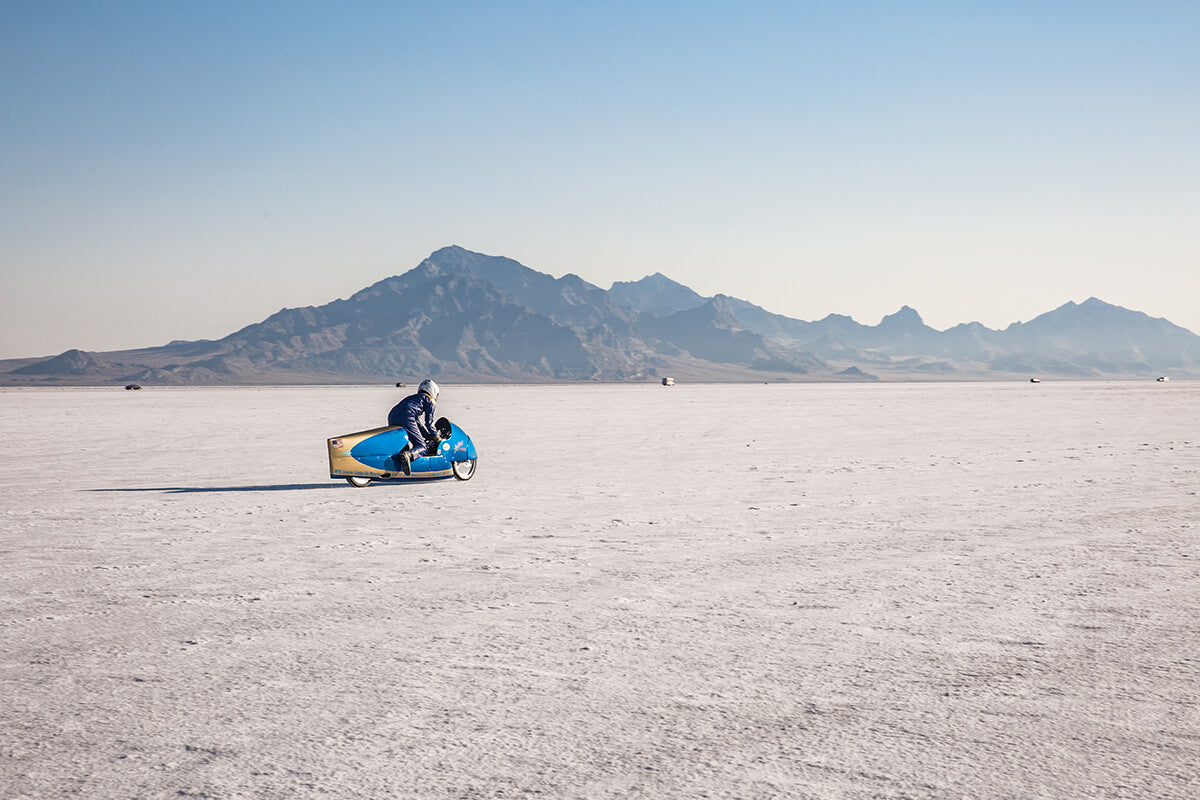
[452,459,477,481]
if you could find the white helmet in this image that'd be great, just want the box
[418,379,440,401]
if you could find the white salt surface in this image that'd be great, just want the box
[1,382,1197,799]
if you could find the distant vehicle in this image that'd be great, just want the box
[327,416,477,487]
[124,384,142,390]
[662,377,675,386]
[1029,378,1040,383]
[395,382,405,388]
[1157,376,1170,382]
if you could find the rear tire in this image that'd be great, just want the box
[345,476,372,488]
[452,459,477,481]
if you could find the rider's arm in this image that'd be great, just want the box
[422,397,436,438]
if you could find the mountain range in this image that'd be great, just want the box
[4,246,1198,384]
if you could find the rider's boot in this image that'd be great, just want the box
[398,447,413,476]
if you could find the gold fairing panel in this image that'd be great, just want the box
[328,426,394,479]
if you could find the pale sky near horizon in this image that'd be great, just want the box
[2,1,1198,359]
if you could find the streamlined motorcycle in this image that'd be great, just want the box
[327,417,477,487]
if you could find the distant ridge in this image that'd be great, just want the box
[3,246,1198,384]
[610,273,707,315]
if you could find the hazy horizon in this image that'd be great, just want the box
[3,2,1198,359]
[5,241,1194,362]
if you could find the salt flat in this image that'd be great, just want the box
[1,382,1197,800]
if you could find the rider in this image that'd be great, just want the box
[388,379,440,476]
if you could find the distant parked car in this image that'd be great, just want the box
[395,382,406,388]
[1029,378,1040,383]
[1157,376,1170,382]
[125,384,142,390]
[662,377,675,386]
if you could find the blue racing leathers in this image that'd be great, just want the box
[387,392,436,456]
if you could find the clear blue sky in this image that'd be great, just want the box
[3,1,1198,359]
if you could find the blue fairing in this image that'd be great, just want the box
[348,422,477,477]
[349,427,410,473]
[444,422,478,461]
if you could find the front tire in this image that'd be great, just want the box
[345,476,372,488]
[452,459,477,481]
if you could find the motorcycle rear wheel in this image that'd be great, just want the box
[345,476,372,488]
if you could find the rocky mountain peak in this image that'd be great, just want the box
[877,305,927,331]
[610,271,707,315]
